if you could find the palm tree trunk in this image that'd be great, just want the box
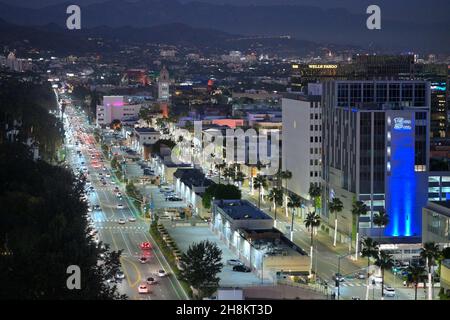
[258,189,261,208]
[427,261,432,300]
[309,228,314,276]
[414,284,418,300]
[333,214,338,247]
[274,203,277,228]
[365,258,370,300]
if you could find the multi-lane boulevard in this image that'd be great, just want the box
[63,104,187,300]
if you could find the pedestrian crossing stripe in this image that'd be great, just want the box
[339,282,366,287]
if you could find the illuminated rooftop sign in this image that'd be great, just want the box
[308,64,338,69]
[393,117,412,130]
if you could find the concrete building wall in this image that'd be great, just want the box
[282,97,322,200]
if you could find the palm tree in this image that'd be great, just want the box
[287,194,302,240]
[373,208,389,243]
[328,197,343,247]
[280,170,292,217]
[215,161,226,185]
[420,242,441,300]
[223,166,235,183]
[351,200,369,260]
[308,183,322,213]
[304,211,321,275]
[253,174,267,208]
[267,188,283,226]
[407,264,426,300]
[374,250,394,298]
[233,170,246,187]
[361,237,379,300]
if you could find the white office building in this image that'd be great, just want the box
[282,90,322,201]
[96,96,143,126]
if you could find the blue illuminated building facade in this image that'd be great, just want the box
[322,81,430,244]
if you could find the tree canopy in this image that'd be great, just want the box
[202,184,241,209]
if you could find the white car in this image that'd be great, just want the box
[115,271,125,280]
[105,173,111,178]
[118,218,126,224]
[227,259,244,266]
[128,217,136,222]
[138,284,149,294]
[384,286,396,297]
[139,257,148,264]
[157,269,168,277]
[116,204,124,209]
[370,275,383,285]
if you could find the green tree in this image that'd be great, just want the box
[179,240,223,299]
[407,264,426,300]
[373,208,389,243]
[138,106,153,126]
[0,143,126,299]
[223,166,235,183]
[233,171,246,186]
[420,242,441,300]
[329,197,343,247]
[308,183,322,213]
[361,237,379,300]
[374,250,394,298]
[280,170,292,217]
[287,194,302,237]
[253,174,267,208]
[352,200,369,260]
[202,184,242,209]
[304,211,321,275]
[215,161,227,185]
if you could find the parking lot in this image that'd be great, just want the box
[163,224,272,287]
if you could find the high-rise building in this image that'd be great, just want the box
[96,96,143,126]
[157,66,170,102]
[322,80,430,243]
[282,84,322,201]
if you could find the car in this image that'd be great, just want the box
[157,269,168,277]
[146,277,157,285]
[102,166,107,171]
[140,242,152,250]
[87,207,93,212]
[98,172,103,176]
[105,173,111,178]
[227,259,244,266]
[115,271,125,280]
[233,265,251,272]
[355,272,366,279]
[94,204,101,211]
[333,273,345,282]
[116,192,122,198]
[102,181,107,186]
[384,286,396,297]
[116,203,124,209]
[114,187,120,192]
[370,275,383,285]
[138,257,148,264]
[351,296,361,300]
[167,196,183,202]
[128,217,136,222]
[138,284,149,294]
[118,218,126,224]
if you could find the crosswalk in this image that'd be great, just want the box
[96,225,147,231]
[338,282,367,288]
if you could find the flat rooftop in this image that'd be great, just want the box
[215,200,272,220]
[134,127,158,133]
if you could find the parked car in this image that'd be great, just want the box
[232,265,251,273]
[118,218,126,224]
[128,216,136,222]
[115,271,125,280]
[116,203,124,209]
[227,259,244,266]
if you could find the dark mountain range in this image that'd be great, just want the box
[0,0,447,53]
[0,18,326,56]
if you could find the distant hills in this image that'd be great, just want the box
[0,0,448,53]
[0,18,326,56]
